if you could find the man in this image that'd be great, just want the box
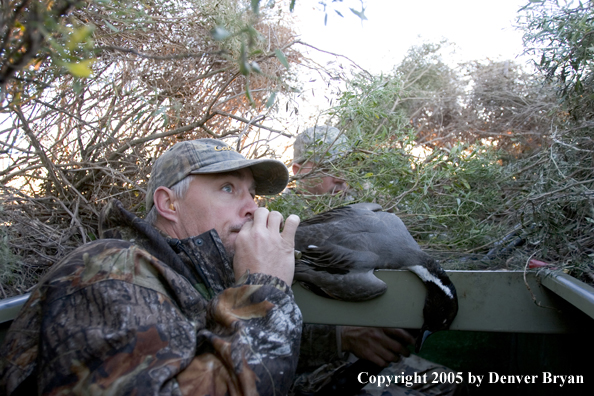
[291,125,349,196]
[0,139,302,396]
[290,125,456,396]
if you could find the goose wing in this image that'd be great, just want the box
[295,243,386,301]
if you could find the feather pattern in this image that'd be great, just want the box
[294,203,458,351]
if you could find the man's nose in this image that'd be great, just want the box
[241,195,259,219]
[334,178,348,191]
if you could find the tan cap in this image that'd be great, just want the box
[146,139,288,211]
[293,125,349,164]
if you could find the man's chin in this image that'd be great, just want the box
[223,222,251,259]
[223,243,235,259]
[222,233,238,259]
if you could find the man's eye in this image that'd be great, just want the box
[222,185,233,193]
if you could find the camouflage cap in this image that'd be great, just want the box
[146,139,289,211]
[293,125,349,164]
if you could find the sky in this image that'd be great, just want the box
[291,0,531,74]
[269,0,534,160]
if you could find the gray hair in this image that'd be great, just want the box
[293,125,349,165]
[145,175,195,226]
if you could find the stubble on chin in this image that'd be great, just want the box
[220,233,236,259]
[221,223,246,259]
[223,242,235,259]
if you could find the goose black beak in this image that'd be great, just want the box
[415,329,433,353]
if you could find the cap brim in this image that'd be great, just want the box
[190,158,289,195]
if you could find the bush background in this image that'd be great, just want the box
[1,0,593,298]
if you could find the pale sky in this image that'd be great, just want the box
[266,0,534,160]
[256,1,535,158]
[291,0,531,73]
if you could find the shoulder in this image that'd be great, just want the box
[47,238,134,279]
[43,239,172,302]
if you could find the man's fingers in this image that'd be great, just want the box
[267,210,284,231]
[376,348,400,366]
[281,214,300,238]
[252,207,269,228]
[384,328,416,346]
[233,208,298,285]
[367,352,393,368]
[379,333,411,359]
[368,356,388,368]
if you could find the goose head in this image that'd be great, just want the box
[409,258,458,352]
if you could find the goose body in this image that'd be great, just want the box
[294,202,458,351]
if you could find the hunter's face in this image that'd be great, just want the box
[176,168,258,256]
[295,161,348,195]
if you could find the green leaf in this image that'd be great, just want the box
[250,61,262,74]
[275,49,289,69]
[460,178,471,190]
[350,7,368,21]
[67,25,94,51]
[64,59,95,78]
[73,80,83,94]
[251,0,260,15]
[246,85,254,105]
[104,21,119,33]
[266,91,277,108]
[211,26,231,41]
[239,43,250,76]
[290,0,296,12]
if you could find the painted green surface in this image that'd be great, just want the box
[293,270,592,333]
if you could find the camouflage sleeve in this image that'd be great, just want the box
[178,272,303,395]
[2,240,302,396]
[297,324,347,373]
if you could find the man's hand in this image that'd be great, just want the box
[340,326,415,367]
[234,207,300,285]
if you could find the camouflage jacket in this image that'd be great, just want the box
[0,199,302,396]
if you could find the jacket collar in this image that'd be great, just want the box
[99,199,235,299]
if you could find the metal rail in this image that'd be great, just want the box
[2,270,593,335]
[0,293,30,324]
[539,270,594,320]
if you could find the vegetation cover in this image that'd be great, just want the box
[0,0,302,297]
[269,0,594,283]
[1,0,593,298]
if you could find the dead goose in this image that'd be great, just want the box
[294,202,458,351]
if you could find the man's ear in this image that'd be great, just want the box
[153,186,178,222]
[293,161,315,176]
